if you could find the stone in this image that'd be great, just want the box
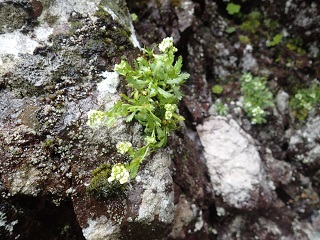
[196,116,272,210]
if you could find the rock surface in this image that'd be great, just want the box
[197,116,272,210]
[1,0,320,239]
[0,0,211,239]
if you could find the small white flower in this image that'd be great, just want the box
[164,103,176,112]
[165,111,173,120]
[116,141,132,154]
[251,106,264,117]
[108,163,130,184]
[158,37,177,53]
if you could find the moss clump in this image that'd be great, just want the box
[87,163,126,198]
[42,139,55,149]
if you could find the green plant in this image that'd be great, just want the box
[240,73,274,124]
[286,37,306,55]
[226,3,241,15]
[268,33,282,47]
[239,35,250,44]
[88,37,189,185]
[215,99,229,116]
[289,83,320,121]
[240,11,262,34]
[211,85,224,95]
[130,13,138,22]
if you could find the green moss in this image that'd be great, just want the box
[42,139,55,149]
[170,0,182,7]
[87,163,126,198]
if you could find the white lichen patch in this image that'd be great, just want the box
[137,150,174,224]
[82,215,120,240]
[40,0,100,23]
[9,166,44,196]
[0,211,18,234]
[98,71,120,95]
[0,31,38,56]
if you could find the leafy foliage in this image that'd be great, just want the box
[240,73,274,124]
[88,37,189,183]
[268,33,283,47]
[215,99,229,116]
[289,83,320,121]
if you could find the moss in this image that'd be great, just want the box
[42,139,55,149]
[87,163,126,198]
[43,12,59,26]
[170,0,182,7]
[0,3,29,33]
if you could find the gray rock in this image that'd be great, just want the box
[0,0,174,239]
[196,116,272,210]
[276,89,289,115]
[288,116,320,166]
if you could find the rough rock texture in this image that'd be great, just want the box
[1,0,320,239]
[128,0,320,239]
[0,0,212,239]
[197,116,272,210]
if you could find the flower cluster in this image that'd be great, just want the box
[158,37,177,53]
[108,164,130,184]
[240,73,274,124]
[164,104,176,120]
[116,141,132,154]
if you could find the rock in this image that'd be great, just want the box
[175,0,195,33]
[0,1,212,239]
[288,116,320,169]
[196,116,272,210]
[276,89,290,115]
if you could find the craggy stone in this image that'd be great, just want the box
[288,116,320,171]
[196,116,272,210]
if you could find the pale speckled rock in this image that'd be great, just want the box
[82,215,120,240]
[175,0,195,33]
[196,116,272,210]
[288,116,320,166]
[136,150,174,224]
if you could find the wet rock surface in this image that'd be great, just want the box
[1,0,320,239]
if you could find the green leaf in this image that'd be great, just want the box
[211,85,224,94]
[167,73,189,84]
[129,160,140,179]
[157,87,174,99]
[268,33,282,47]
[225,27,236,33]
[226,3,241,15]
[126,111,136,122]
[174,57,182,74]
